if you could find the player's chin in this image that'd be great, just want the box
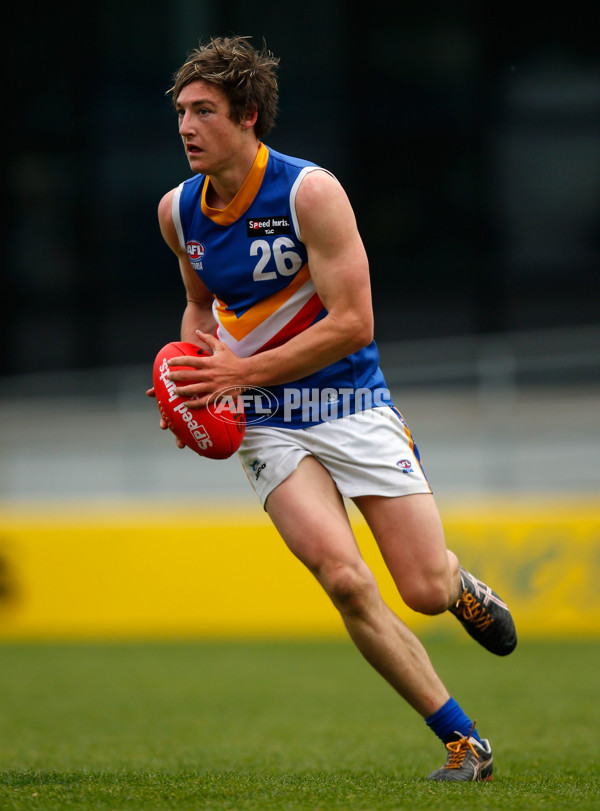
[186,152,208,171]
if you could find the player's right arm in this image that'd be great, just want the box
[157,188,216,342]
[147,188,217,445]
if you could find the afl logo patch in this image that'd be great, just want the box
[396,459,414,474]
[186,241,205,270]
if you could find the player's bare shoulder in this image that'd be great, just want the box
[295,168,359,247]
[158,188,184,255]
[295,169,349,211]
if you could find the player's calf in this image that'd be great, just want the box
[403,578,456,616]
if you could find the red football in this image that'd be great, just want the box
[152,341,245,459]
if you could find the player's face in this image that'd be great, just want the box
[175,81,247,176]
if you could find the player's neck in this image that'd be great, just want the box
[205,141,261,209]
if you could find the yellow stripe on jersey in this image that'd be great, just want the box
[201,143,269,226]
[214,264,311,340]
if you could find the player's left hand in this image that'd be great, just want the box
[166,330,247,409]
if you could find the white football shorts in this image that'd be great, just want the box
[237,405,432,508]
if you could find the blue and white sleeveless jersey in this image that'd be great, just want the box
[172,143,391,428]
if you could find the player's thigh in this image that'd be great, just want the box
[265,455,370,587]
[353,492,456,612]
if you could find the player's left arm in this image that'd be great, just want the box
[168,170,374,403]
[240,168,375,384]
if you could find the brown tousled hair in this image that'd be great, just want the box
[169,36,280,140]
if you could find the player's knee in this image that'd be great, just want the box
[322,563,376,617]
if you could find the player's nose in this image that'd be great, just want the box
[178,110,194,134]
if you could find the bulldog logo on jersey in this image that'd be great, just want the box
[186,241,206,270]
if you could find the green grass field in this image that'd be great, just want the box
[0,637,598,809]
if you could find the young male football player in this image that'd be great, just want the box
[150,35,516,781]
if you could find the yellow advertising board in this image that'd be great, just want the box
[0,500,598,640]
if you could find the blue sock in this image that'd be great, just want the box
[425,697,481,743]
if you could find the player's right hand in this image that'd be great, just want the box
[146,386,186,449]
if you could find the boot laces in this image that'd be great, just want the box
[454,589,494,630]
[444,722,479,770]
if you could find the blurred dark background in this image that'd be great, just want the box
[3,0,599,375]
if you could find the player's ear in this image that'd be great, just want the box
[241,108,258,130]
